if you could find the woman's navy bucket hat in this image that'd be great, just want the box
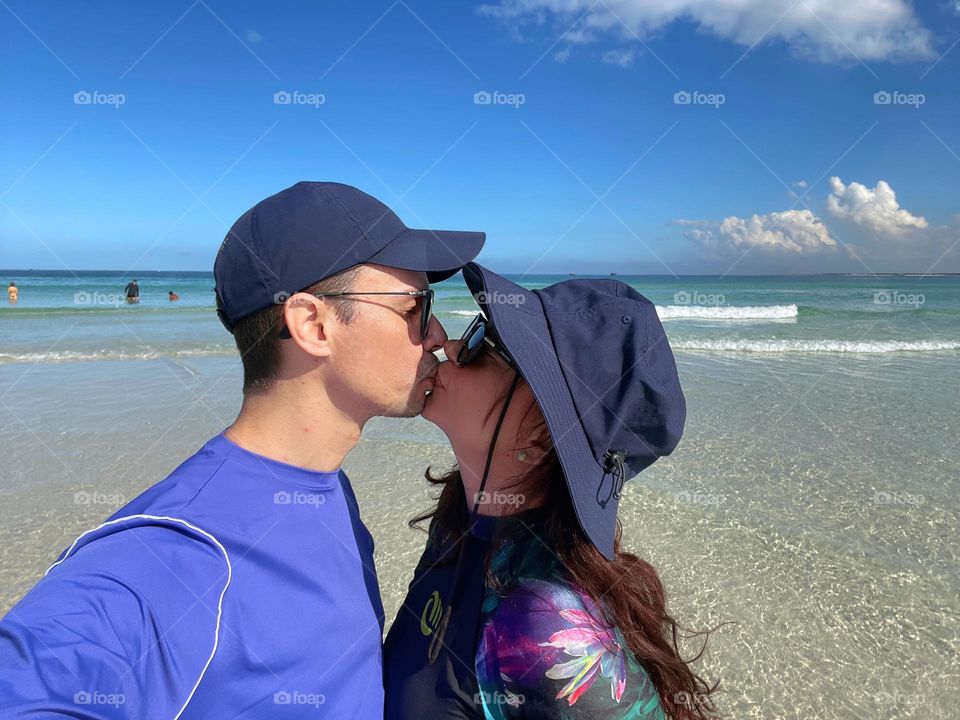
[462,263,686,560]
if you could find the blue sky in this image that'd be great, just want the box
[1,0,958,275]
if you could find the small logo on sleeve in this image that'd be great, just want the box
[420,590,443,636]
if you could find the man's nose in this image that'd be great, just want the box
[423,314,448,352]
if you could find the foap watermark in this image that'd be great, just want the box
[74,290,124,307]
[274,490,325,508]
[74,491,126,508]
[74,90,125,108]
[873,491,924,507]
[873,290,924,307]
[474,290,526,308]
[873,90,925,108]
[473,90,525,108]
[474,690,525,708]
[673,490,726,508]
[673,290,725,306]
[273,90,326,108]
[474,490,525,509]
[874,690,925,707]
[74,690,125,708]
[273,690,325,708]
[674,691,710,709]
[673,90,725,108]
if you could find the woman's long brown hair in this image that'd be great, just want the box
[410,376,726,720]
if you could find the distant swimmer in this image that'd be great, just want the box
[7,281,18,303]
[123,278,140,304]
[168,290,180,302]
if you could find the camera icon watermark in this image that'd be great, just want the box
[673,90,725,108]
[74,290,124,307]
[873,90,924,108]
[273,90,326,108]
[73,690,125,708]
[873,290,924,307]
[474,290,526,308]
[274,490,325,508]
[273,690,325,707]
[74,90,125,108]
[473,490,525,508]
[473,90,525,108]
[474,689,525,708]
[673,490,726,508]
[673,290,725,306]
[872,491,924,507]
[874,690,925,706]
[73,491,126,507]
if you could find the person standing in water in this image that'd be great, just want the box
[168,290,180,301]
[123,278,139,304]
[7,281,17,303]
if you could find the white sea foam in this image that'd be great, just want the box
[0,348,234,364]
[656,304,799,320]
[672,339,960,354]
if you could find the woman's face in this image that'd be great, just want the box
[422,336,536,455]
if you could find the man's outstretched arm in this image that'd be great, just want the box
[0,523,229,718]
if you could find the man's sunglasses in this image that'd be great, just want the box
[456,313,516,368]
[281,289,434,341]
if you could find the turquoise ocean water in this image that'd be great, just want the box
[2,270,958,361]
[1,269,957,717]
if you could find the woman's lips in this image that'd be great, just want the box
[433,364,448,392]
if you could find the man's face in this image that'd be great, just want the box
[328,264,447,419]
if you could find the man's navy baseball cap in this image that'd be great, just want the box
[214,181,485,332]
[462,263,686,561]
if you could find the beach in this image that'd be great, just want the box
[1,271,958,718]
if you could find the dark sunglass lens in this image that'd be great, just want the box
[457,317,485,365]
[420,291,433,340]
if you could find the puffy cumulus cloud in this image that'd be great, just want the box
[477,0,935,63]
[675,209,838,254]
[826,177,928,236]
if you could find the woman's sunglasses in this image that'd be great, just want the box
[456,313,516,368]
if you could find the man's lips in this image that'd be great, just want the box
[431,363,449,392]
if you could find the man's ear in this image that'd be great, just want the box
[283,293,334,358]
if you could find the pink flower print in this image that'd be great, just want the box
[539,608,629,705]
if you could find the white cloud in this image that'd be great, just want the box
[478,0,935,63]
[601,48,639,67]
[676,209,838,254]
[245,30,263,44]
[826,176,927,236]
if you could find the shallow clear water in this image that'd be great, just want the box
[1,271,958,718]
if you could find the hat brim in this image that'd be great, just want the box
[462,263,619,560]
[367,228,485,283]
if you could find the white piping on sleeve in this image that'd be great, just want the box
[45,514,233,720]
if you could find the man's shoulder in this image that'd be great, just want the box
[112,435,232,519]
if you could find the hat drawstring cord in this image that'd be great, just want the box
[597,449,626,508]
[427,371,522,664]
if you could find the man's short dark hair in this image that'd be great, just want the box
[232,264,364,395]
